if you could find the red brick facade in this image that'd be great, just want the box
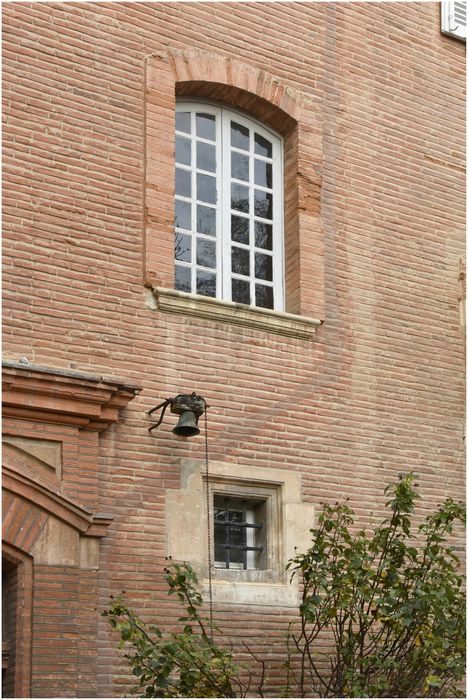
[2,2,465,697]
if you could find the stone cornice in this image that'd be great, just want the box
[3,467,113,537]
[2,362,141,431]
[152,287,321,340]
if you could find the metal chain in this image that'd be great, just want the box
[204,407,214,639]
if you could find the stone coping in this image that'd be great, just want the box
[153,287,322,339]
[2,362,141,430]
[2,360,141,392]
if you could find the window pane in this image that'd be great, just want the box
[254,159,272,188]
[255,284,274,309]
[231,215,249,245]
[175,168,191,198]
[255,252,273,281]
[175,265,191,293]
[174,232,191,263]
[231,152,249,182]
[197,142,216,173]
[232,278,250,305]
[254,133,272,158]
[254,222,272,250]
[231,246,250,276]
[196,238,216,269]
[196,270,216,297]
[231,183,249,213]
[196,113,216,141]
[214,519,227,563]
[175,136,191,166]
[254,190,273,219]
[197,205,216,237]
[231,121,249,151]
[228,510,245,565]
[197,174,217,204]
[175,111,191,134]
[175,199,191,231]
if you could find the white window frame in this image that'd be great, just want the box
[441,1,467,41]
[175,100,285,312]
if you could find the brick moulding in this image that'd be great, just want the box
[153,287,322,340]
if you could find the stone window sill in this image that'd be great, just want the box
[203,579,299,607]
[152,287,321,340]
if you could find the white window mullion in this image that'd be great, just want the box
[213,108,223,301]
[221,112,232,302]
[272,138,284,312]
[190,110,197,295]
[248,127,255,308]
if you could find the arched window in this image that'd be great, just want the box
[174,101,284,311]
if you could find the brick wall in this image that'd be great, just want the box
[3,2,465,696]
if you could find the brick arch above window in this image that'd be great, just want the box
[167,49,304,131]
[144,49,324,326]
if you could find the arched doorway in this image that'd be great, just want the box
[1,546,33,698]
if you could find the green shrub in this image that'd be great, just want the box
[286,473,466,697]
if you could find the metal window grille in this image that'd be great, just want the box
[214,497,263,570]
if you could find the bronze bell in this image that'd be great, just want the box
[172,410,200,437]
[170,393,205,437]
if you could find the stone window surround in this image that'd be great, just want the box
[144,49,325,334]
[166,459,315,607]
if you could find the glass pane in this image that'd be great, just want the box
[197,174,217,204]
[255,284,274,309]
[196,270,216,297]
[214,519,227,564]
[228,510,245,565]
[175,168,191,198]
[231,152,249,182]
[175,136,191,166]
[175,111,191,134]
[232,278,250,305]
[254,160,272,188]
[175,199,191,231]
[231,246,250,276]
[231,183,249,213]
[196,238,216,269]
[254,190,273,219]
[174,232,191,263]
[255,222,273,250]
[231,121,249,151]
[255,252,273,281]
[254,133,272,158]
[197,142,216,173]
[196,113,216,141]
[175,265,191,293]
[197,205,216,237]
[231,215,249,245]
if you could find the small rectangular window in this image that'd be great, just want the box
[213,495,266,570]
